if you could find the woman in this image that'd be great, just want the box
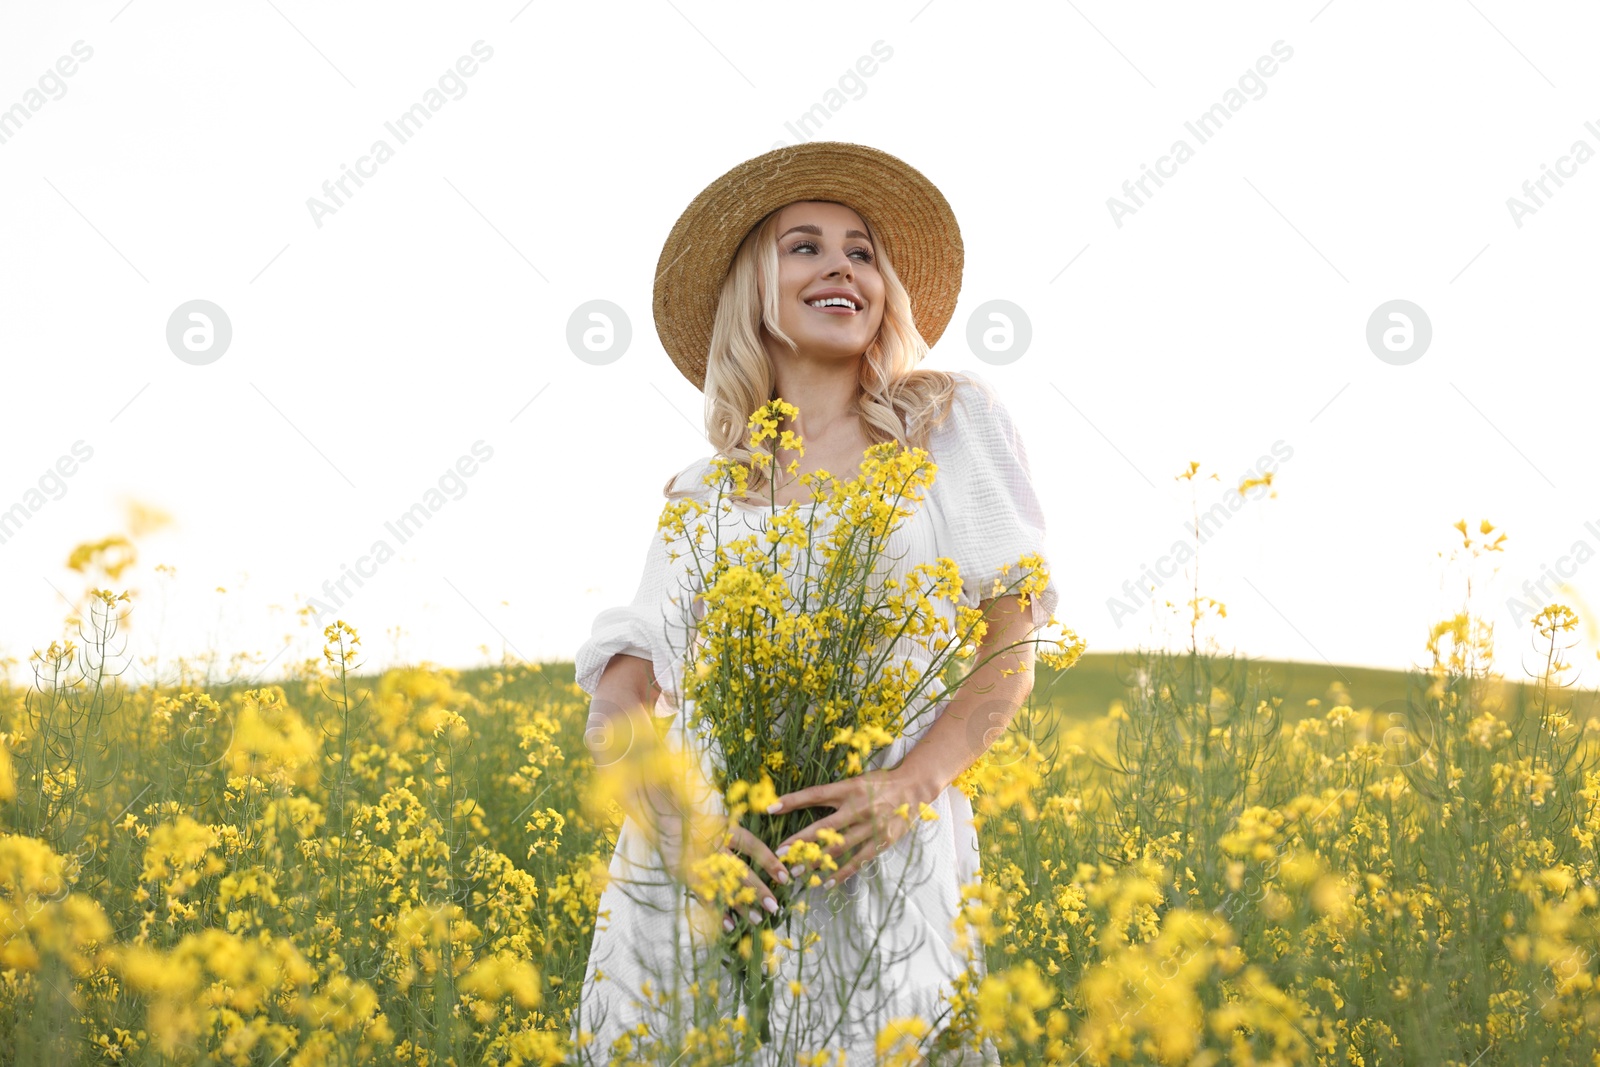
[570,142,1061,1065]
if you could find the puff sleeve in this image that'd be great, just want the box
[571,460,707,715]
[928,370,1061,633]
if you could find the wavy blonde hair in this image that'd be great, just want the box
[667,200,976,502]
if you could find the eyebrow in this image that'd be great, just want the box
[778,223,872,242]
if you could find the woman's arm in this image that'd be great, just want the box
[890,593,1037,806]
[587,652,662,746]
[586,653,790,911]
[584,653,672,828]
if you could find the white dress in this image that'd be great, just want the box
[568,370,1060,1066]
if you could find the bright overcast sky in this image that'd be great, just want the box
[2,1,1597,692]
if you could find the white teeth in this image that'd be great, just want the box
[807,297,858,310]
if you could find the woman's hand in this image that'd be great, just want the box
[769,767,933,888]
[630,776,790,933]
[703,824,790,933]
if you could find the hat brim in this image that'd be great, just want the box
[652,141,964,391]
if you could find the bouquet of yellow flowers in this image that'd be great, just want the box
[652,398,1084,1045]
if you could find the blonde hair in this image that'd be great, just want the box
[669,200,969,502]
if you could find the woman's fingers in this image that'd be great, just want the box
[702,826,783,918]
[683,845,773,917]
[769,779,843,815]
[694,862,776,928]
[710,865,777,933]
[827,823,894,885]
[775,809,852,861]
[726,824,791,891]
[832,819,880,859]
[741,864,780,920]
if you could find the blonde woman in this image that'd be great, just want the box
[571,142,1061,1065]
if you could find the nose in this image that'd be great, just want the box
[822,248,854,281]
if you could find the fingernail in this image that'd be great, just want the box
[766,801,783,814]
[789,864,805,879]
[776,868,791,885]
[723,916,734,933]
[749,910,764,925]
[763,896,779,914]
[823,879,836,890]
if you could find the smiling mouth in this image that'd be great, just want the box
[805,299,861,315]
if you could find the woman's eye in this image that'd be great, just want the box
[788,240,874,263]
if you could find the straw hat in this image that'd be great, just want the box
[652,141,964,391]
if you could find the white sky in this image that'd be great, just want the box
[2,1,1597,691]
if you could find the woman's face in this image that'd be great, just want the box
[763,200,886,364]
